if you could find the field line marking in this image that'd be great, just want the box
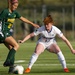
[0,63,75,66]
[0,60,75,66]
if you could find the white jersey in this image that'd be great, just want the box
[34,25,63,49]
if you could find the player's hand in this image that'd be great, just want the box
[71,49,75,54]
[18,40,24,43]
[32,24,40,28]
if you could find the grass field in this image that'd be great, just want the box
[0,41,75,75]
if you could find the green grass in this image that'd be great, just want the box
[0,42,75,75]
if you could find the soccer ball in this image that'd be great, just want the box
[13,65,24,74]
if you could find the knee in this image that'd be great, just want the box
[16,44,19,50]
[14,44,19,51]
[35,50,43,55]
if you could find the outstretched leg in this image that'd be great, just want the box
[24,43,44,73]
[48,44,70,72]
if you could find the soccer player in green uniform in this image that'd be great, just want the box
[0,0,39,71]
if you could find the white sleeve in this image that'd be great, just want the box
[54,26,63,37]
[34,27,42,36]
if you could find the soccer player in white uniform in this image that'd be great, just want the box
[18,15,75,73]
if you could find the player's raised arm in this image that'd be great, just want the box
[20,16,40,28]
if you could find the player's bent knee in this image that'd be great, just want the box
[16,44,19,50]
[14,44,19,51]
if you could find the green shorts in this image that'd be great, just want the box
[0,31,10,43]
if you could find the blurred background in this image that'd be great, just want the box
[0,0,75,41]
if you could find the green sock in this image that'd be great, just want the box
[5,48,16,65]
[10,48,16,65]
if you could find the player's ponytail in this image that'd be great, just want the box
[43,15,53,25]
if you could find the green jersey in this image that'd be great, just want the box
[0,8,21,43]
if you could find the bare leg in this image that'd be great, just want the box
[48,44,69,71]
[25,43,44,73]
[3,36,19,67]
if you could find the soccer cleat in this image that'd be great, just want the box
[8,66,14,74]
[24,68,31,73]
[64,68,70,72]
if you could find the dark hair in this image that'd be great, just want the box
[43,15,53,25]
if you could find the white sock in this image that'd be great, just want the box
[57,51,67,69]
[28,53,38,69]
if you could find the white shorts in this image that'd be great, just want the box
[37,38,57,50]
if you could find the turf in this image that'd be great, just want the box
[0,41,75,75]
